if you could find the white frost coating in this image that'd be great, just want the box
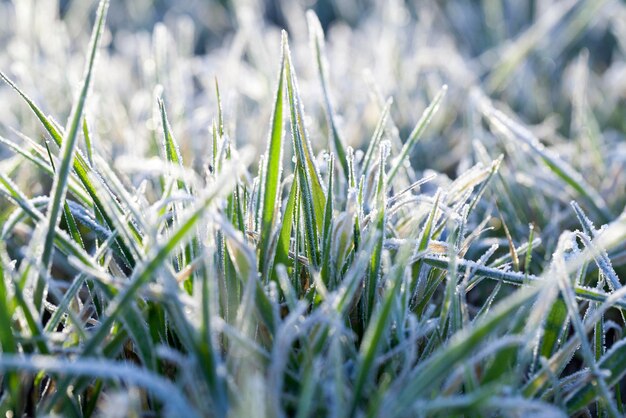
[571,201,622,290]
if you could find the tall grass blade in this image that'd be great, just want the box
[283,31,326,269]
[258,41,286,278]
[38,0,109,311]
[307,11,349,179]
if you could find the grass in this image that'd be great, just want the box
[1,0,626,417]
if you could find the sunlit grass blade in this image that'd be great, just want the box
[272,175,297,282]
[283,31,326,269]
[157,97,188,192]
[82,117,94,166]
[258,41,286,278]
[44,140,85,249]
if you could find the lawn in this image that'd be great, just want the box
[0,0,626,416]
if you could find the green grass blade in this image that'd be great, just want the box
[386,286,539,418]
[38,0,109,311]
[539,296,568,359]
[0,248,20,410]
[566,339,626,414]
[44,140,85,249]
[351,246,410,416]
[283,31,326,269]
[363,146,387,323]
[410,190,442,310]
[272,175,298,281]
[157,97,188,192]
[82,117,94,166]
[258,41,286,278]
[321,154,335,286]
[1,51,137,271]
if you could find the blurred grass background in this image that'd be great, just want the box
[1,0,625,266]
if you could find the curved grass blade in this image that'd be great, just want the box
[0,54,137,272]
[0,134,91,205]
[0,354,199,418]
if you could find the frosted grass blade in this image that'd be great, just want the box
[38,0,109,311]
[307,11,349,178]
[283,31,326,269]
[259,41,286,278]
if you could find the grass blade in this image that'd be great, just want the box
[38,0,109,311]
[307,10,349,179]
[258,40,286,278]
[283,31,326,269]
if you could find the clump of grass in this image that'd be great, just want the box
[1,1,626,417]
